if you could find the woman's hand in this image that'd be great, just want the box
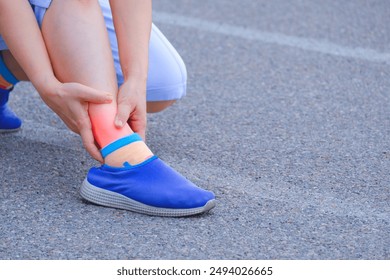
[109,0,151,141]
[40,80,113,162]
[115,79,147,140]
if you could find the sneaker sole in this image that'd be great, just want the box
[0,127,21,133]
[79,179,216,217]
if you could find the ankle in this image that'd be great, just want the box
[99,134,154,168]
[104,141,154,167]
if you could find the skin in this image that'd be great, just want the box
[42,0,154,166]
[0,0,175,163]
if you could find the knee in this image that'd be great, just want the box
[147,62,187,102]
[147,100,176,113]
[147,25,188,102]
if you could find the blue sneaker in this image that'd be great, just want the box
[0,53,21,133]
[80,156,216,216]
[0,88,22,132]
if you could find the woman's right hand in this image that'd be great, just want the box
[39,79,113,163]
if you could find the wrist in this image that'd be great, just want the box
[31,72,61,98]
[122,74,147,94]
[121,60,148,82]
[123,72,148,84]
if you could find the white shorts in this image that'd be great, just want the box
[0,0,187,101]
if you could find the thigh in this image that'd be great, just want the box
[0,0,52,50]
[98,0,187,102]
[41,0,117,89]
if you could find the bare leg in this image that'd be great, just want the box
[147,100,176,113]
[0,50,175,113]
[36,1,215,216]
[41,0,152,166]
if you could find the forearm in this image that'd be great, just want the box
[0,0,58,94]
[109,0,152,81]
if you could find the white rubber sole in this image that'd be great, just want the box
[0,127,21,133]
[79,179,216,217]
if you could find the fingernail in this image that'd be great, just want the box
[115,118,123,127]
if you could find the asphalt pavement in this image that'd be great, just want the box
[1,0,389,259]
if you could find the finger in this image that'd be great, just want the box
[78,116,103,163]
[73,83,113,104]
[80,127,103,163]
[115,101,132,128]
[129,112,147,140]
[130,120,146,140]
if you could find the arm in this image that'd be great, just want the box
[0,1,56,93]
[0,0,112,162]
[109,0,152,139]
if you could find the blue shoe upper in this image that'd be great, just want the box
[0,89,22,130]
[87,156,215,209]
[0,55,21,130]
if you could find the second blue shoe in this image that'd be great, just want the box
[0,89,22,132]
[80,156,216,217]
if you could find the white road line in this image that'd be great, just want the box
[154,11,390,64]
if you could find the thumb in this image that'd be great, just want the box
[115,101,132,128]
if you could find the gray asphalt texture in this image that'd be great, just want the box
[1,0,389,260]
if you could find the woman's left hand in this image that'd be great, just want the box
[115,79,147,140]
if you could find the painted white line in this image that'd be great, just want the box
[154,11,390,64]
